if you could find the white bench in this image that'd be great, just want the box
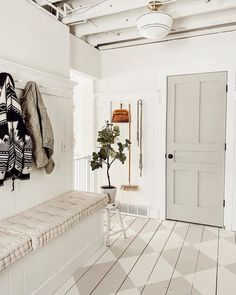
[0,191,108,295]
[0,231,32,272]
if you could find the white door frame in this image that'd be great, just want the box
[158,65,235,230]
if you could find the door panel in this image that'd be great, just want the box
[166,72,227,227]
[199,81,219,143]
[174,82,199,143]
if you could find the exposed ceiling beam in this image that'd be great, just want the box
[63,0,236,26]
[167,0,236,18]
[35,0,65,5]
[61,0,148,24]
[98,24,236,50]
[71,0,236,37]
[71,7,146,37]
[86,8,236,46]
[86,28,140,46]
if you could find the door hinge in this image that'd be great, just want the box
[223,200,226,207]
[225,143,227,151]
[226,84,228,93]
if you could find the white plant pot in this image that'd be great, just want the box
[101,186,117,203]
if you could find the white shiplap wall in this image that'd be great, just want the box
[0,59,74,220]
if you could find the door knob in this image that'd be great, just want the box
[168,154,173,159]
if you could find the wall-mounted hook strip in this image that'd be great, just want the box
[13,78,73,99]
[15,79,49,90]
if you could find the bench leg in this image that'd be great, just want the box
[117,207,126,239]
[105,208,110,247]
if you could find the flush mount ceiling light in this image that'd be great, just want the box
[136,1,174,40]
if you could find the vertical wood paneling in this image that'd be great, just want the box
[46,241,58,279]
[0,90,73,221]
[0,269,10,295]
[10,262,25,295]
[0,60,78,294]
[36,247,49,288]
[24,254,37,295]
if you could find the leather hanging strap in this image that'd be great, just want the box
[137,101,140,146]
[137,99,143,177]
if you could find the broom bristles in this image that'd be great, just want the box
[121,185,139,191]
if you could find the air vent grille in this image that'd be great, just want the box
[118,203,149,217]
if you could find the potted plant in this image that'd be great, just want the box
[90,121,131,203]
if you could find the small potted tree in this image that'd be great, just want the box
[90,121,130,203]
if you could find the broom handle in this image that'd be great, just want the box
[128,104,131,185]
[110,101,113,122]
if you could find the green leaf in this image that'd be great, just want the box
[100,147,107,160]
[90,122,131,185]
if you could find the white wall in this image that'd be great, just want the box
[0,1,74,220]
[95,31,236,230]
[0,0,70,78]
[73,75,95,158]
[70,34,101,79]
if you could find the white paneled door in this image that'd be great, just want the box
[166,72,227,227]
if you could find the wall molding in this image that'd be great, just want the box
[0,58,76,98]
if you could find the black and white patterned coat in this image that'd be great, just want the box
[0,73,32,186]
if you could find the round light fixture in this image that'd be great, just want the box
[136,1,173,39]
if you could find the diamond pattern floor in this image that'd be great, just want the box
[55,214,236,295]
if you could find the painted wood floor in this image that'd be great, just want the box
[55,213,236,295]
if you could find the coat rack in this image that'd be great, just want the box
[14,79,74,99]
[0,57,75,99]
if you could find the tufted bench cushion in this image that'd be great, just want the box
[0,231,32,272]
[0,191,108,249]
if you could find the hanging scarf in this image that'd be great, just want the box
[0,73,32,187]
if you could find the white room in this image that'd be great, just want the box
[0,0,236,294]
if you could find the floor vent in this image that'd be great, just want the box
[119,203,149,217]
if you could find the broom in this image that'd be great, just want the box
[121,103,139,191]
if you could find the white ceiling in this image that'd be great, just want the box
[32,0,236,50]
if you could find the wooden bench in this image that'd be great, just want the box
[0,191,108,295]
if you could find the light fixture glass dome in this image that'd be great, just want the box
[136,10,173,39]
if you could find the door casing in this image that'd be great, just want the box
[165,71,227,227]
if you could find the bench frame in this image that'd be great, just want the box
[0,209,104,295]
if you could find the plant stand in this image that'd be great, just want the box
[105,201,127,247]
